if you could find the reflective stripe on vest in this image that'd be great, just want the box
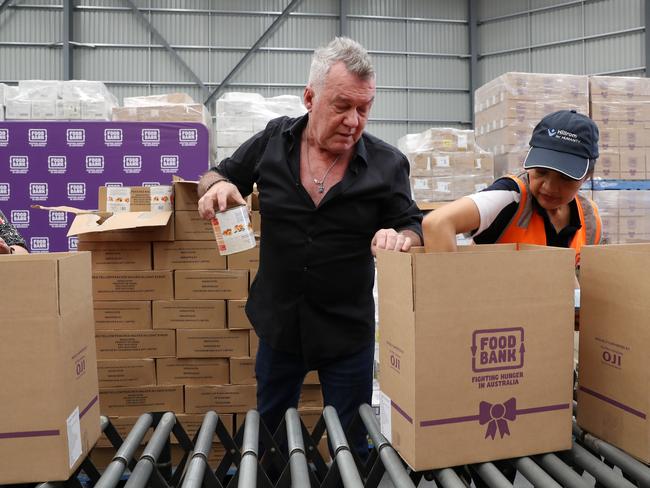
[497,172,602,255]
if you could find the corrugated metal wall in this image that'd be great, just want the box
[477,0,646,82]
[0,0,469,145]
[0,0,645,144]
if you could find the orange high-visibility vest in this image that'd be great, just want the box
[497,172,602,264]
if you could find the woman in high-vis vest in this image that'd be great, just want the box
[423,110,602,265]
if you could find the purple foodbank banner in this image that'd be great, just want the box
[0,121,210,252]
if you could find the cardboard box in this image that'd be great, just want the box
[176,329,250,358]
[94,300,152,330]
[91,443,226,469]
[185,385,257,414]
[249,329,260,357]
[153,299,226,329]
[78,241,152,271]
[95,415,153,448]
[95,330,176,359]
[377,245,575,470]
[618,128,650,149]
[226,244,260,271]
[92,270,173,301]
[173,180,200,211]
[227,299,252,329]
[174,270,248,300]
[153,241,226,270]
[97,358,156,388]
[35,204,175,242]
[230,357,256,384]
[176,413,234,441]
[577,244,650,462]
[299,384,324,408]
[619,149,646,179]
[75,212,175,242]
[99,385,184,416]
[156,358,229,385]
[175,211,214,240]
[298,408,322,431]
[98,186,173,213]
[0,252,100,483]
[599,128,620,150]
[251,211,261,235]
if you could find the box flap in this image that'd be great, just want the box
[67,211,172,237]
[0,254,60,317]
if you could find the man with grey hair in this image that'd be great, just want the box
[197,37,422,457]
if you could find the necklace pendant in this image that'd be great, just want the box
[318,184,325,193]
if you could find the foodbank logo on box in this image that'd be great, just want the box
[471,327,524,373]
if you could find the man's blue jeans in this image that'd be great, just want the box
[255,338,374,459]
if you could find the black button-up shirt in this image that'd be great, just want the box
[215,115,422,367]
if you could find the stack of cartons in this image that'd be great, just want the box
[75,180,323,460]
[215,92,306,163]
[474,72,590,177]
[589,76,650,180]
[397,128,494,202]
[590,190,650,244]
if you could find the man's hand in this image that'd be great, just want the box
[197,180,247,219]
[371,228,413,256]
[0,237,11,254]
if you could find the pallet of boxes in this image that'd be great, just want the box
[588,76,650,244]
[397,128,494,204]
[474,72,590,177]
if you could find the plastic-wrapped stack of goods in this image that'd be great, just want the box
[215,92,306,164]
[397,128,494,202]
[3,80,118,121]
[589,76,650,180]
[474,72,589,177]
[113,92,215,162]
[591,190,650,244]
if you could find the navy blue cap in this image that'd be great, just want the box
[524,110,599,180]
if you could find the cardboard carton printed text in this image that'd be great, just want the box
[472,327,525,373]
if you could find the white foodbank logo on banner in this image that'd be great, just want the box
[10,210,30,229]
[142,128,160,147]
[0,128,8,147]
[104,128,123,147]
[179,128,198,146]
[28,128,47,147]
[9,156,29,174]
[105,182,123,188]
[123,155,142,174]
[85,155,105,174]
[48,156,67,174]
[0,183,9,201]
[67,182,86,201]
[66,129,85,147]
[30,237,50,253]
[160,155,179,173]
[143,182,160,187]
[68,236,78,251]
[49,210,68,228]
[29,182,48,201]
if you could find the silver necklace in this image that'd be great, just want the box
[306,146,341,193]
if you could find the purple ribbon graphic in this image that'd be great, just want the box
[479,398,516,439]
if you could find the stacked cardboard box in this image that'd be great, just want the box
[474,72,590,177]
[81,181,322,461]
[215,92,306,164]
[589,76,650,179]
[397,128,494,202]
[4,80,118,120]
[591,190,650,244]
